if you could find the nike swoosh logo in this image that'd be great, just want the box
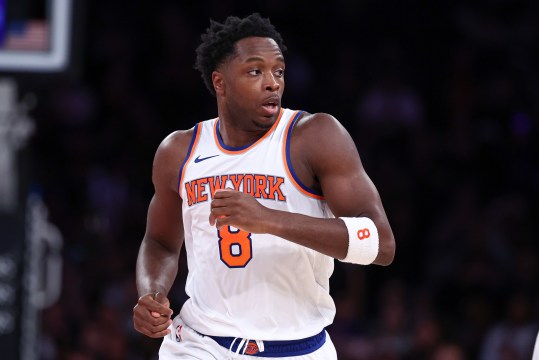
[194,154,220,163]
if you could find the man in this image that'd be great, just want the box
[133,13,395,359]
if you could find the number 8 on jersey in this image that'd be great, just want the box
[218,226,253,268]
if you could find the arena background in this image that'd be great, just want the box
[0,0,538,359]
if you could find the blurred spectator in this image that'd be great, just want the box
[432,342,467,360]
[479,292,538,360]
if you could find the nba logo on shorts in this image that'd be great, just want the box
[175,325,183,342]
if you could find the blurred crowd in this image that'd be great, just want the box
[15,0,539,359]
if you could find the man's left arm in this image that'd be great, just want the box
[305,113,396,265]
[209,113,395,266]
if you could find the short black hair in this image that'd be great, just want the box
[194,13,287,96]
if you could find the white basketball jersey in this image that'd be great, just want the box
[178,108,336,340]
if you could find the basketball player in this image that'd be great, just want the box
[133,13,396,359]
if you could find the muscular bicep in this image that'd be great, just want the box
[290,113,395,265]
[302,115,385,219]
[144,191,183,254]
[143,131,190,254]
[318,141,381,218]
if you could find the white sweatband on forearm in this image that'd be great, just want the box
[339,217,379,265]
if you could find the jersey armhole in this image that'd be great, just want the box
[282,111,325,200]
[177,123,201,198]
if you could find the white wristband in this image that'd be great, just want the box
[340,217,379,265]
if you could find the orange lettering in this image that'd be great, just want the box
[243,174,255,195]
[267,176,286,201]
[208,175,229,197]
[230,174,244,191]
[254,175,268,199]
[196,178,208,203]
[185,181,196,206]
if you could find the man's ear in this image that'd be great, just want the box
[212,71,225,96]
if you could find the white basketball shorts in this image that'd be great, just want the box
[159,316,338,359]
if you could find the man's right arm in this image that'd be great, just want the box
[133,129,192,338]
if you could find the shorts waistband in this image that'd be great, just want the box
[202,329,326,357]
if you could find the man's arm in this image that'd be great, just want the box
[210,113,395,265]
[133,130,191,338]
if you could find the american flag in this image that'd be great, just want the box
[3,20,49,51]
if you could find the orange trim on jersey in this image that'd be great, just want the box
[282,112,325,200]
[213,108,284,155]
[178,123,202,198]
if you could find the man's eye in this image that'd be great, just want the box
[248,70,261,76]
[275,69,284,77]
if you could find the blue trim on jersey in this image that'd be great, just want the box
[285,111,324,197]
[215,119,252,151]
[178,123,200,194]
[203,329,326,357]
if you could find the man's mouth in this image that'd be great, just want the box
[261,97,280,116]
[262,102,278,111]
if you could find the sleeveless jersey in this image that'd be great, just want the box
[177,108,336,340]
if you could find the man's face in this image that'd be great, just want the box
[214,37,285,129]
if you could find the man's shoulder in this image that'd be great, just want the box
[292,111,343,135]
[290,110,352,158]
[154,126,199,164]
[160,126,197,150]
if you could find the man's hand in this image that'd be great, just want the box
[209,189,272,233]
[133,292,173,338]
